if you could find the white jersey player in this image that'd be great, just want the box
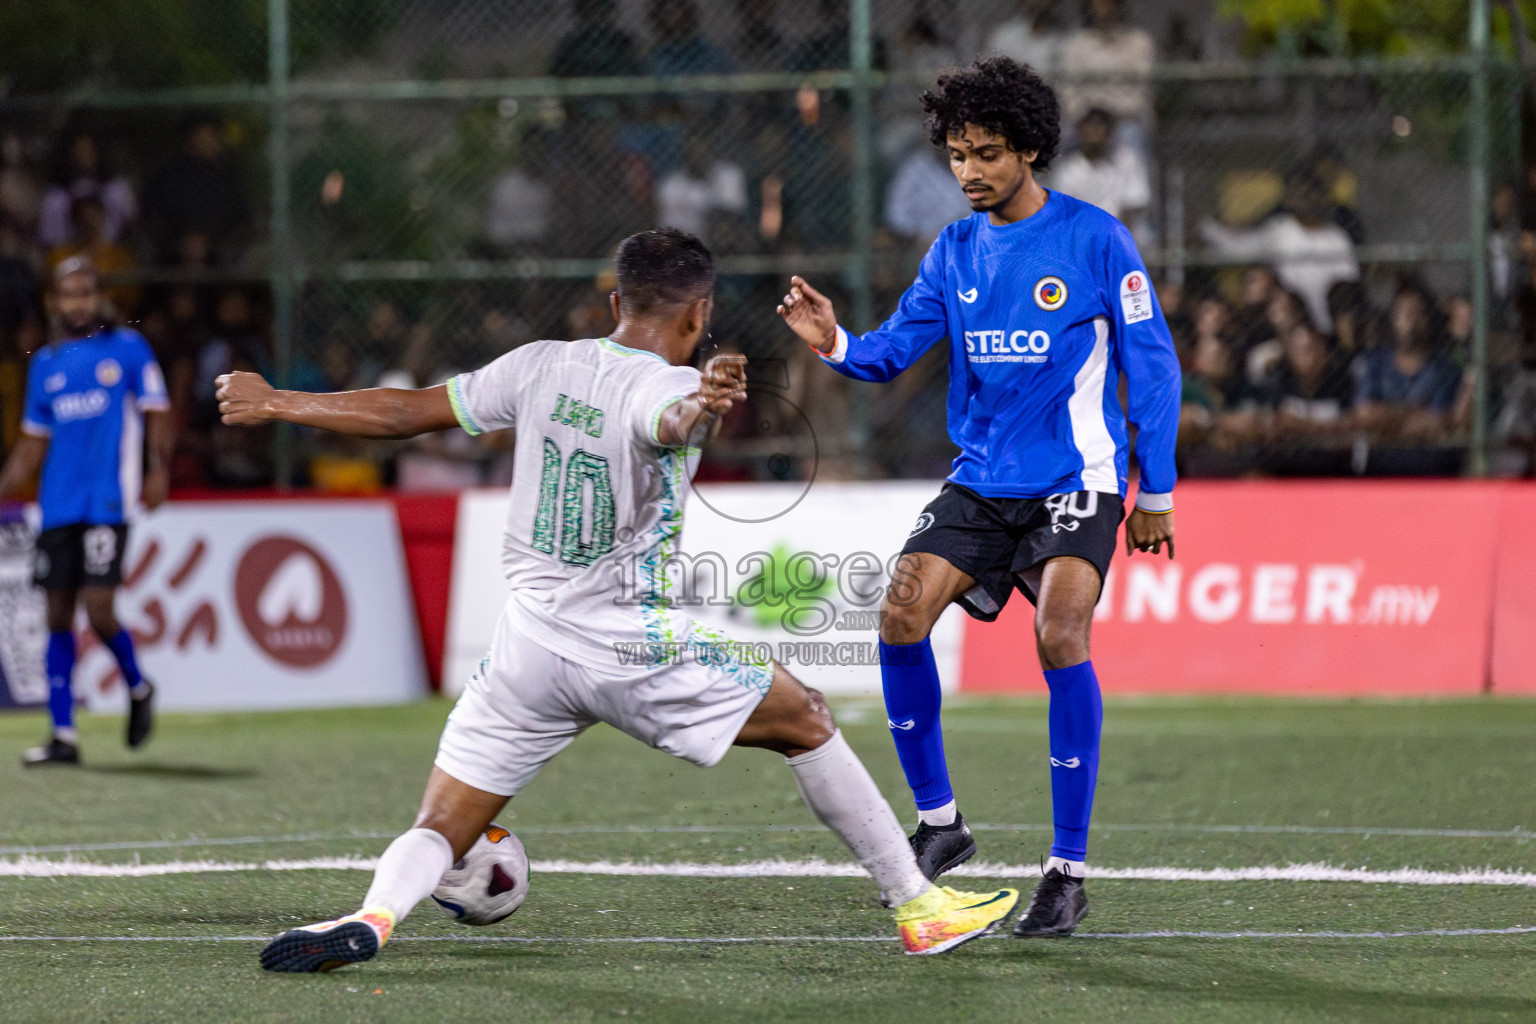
[216,229,1019,970]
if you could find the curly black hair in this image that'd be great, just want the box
[921,57,1061,172]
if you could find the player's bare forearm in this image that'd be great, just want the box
[143,410,175,510]
[655,355,747,448]
[0,434,47,502]
[1126,507,1175,559]
[215,371,459,439]
[777,276,837,354]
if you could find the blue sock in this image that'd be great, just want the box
[1044,660,1103,861]
[879,638,953,810]
[45,631,76,733]
[104,629,145,693]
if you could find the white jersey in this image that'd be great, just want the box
[447,337,704,669]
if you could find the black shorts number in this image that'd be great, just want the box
[900,484,1124,621]
[34,523,130,591]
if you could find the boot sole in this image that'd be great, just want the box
[260,921,380,973]
[919,834,978,881]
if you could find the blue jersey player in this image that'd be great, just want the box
[779,58,1180,937]
[0,258,173,766]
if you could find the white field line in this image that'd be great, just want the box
[6,856,1536,888]
[0,927,1533,944]
[1,821,1531,857]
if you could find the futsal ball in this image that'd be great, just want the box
[430,824,530,925]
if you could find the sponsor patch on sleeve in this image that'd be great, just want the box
[1120,271,1154,325]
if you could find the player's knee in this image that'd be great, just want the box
[1035,615,1089,670]
[878,598,932,645]
[787,686,835,751]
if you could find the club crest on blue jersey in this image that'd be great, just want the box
[95,358,122,387]
[1033,276,1067,311]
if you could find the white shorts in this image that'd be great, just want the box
[435,614,775,797]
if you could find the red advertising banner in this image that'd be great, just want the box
[1491,487,1536,693]
[961,481,1503,695]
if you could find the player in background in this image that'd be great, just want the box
[779,58,1180,936]
[216,229,1019,970]
[0,257,172,765]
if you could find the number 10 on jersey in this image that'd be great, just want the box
[533,438,616,566]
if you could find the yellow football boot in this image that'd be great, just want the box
[895,884,1020,955]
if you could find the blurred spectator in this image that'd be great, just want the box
[1242,288,1308,388]
[782,109,852,251]
[1229,265,1278,352]
[655,135,747,246]
[485,140,553,254]
[1181,297,1244,412]
[1489,181,1522,328]
[986,0,1063,76]
[1354,283,1460,447]
[1178,298,1256,458]
[1155,275,1189,342]
[38,131,136,250]
[550,0,642,78]
[547,120,653,257]
[647,0,734,76]
[0,131,43,239]
[45,196,139,317]
[734,0,792,71]
[1306,145,1364,245]
[1326,280,1375,355]
[1047,108,1150,230]
[144,116,251,267]
[1444,294,1473,361]
[1201,169,1359,331]
[0,222,38,348]
[791,0,885,72]
[891,11,959,76]
[1262,321,1354,429]
[1057,0,1154,148]
[884,145,971,246]
[377,318,442,392]
[567,269,619,340]
[193,288,268,431]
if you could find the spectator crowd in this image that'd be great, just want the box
[0,0,1528,490]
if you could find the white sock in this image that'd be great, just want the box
[54,727,78,744]
[1045,855,1086,878]
[362,827,454,922]
[787,730,931,907]
[917,799,958,828]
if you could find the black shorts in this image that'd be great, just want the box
[900,484,1124,621]
[33,523,130,590]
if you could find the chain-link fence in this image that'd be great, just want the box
[0,0,1521,489]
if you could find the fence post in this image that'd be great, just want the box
[268,0,295,488]
[1470,0,1491,477]
[848,0,874,465]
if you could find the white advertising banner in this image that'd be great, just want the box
[65,501,428,712]
[444,481,966,697]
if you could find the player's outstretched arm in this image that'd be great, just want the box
[777,276,837,354]
[655,355,747,448]
[216,371,459,439]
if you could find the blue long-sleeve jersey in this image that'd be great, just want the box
[821,190,1180,509]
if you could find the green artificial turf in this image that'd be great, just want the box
[0,696,1533,1023]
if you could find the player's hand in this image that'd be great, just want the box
[777,276,838,354]
[1126,508,1175,559]
[142,468,170,511]
[698,354,747,417]
[215,371,277,426]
